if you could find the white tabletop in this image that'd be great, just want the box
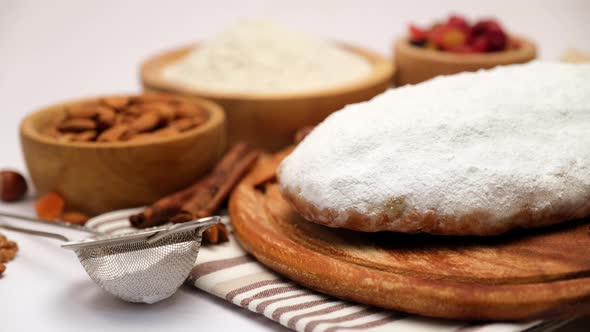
[1,0,589,331]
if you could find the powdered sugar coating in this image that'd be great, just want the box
[278,62,590,233]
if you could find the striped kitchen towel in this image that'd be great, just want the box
[86,209,566,332]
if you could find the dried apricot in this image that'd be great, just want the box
[61,211,89,225]
[34,192,65,220]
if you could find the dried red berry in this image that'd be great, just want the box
[447,15,470,32]
[409,24,429,43]
[428,23,446,48]
[472,19,503,35]
[471,19,507,52]
[472,36,490,52]
[408,14,511,53]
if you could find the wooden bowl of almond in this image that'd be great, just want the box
[20,93,226,215]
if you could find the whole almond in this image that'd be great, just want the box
[97,125,128,142]
[97,107,116,128]
[57,118,97,132]
[142,102,176,123]
[66,104,99,118]
[115,113,136,125]
[176,103,204,118]
[170,118,196,131]
[101,97,129,110]
[130,112,160,132]
[72,130,97,142]
[124,104,145,116]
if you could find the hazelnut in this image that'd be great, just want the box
[0,170,28,202]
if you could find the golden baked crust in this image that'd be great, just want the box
[280,187,590,235]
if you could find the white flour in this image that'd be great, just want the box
[279,62,590,227]
[163,20,372,94]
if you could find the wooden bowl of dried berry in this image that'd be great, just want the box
[394,15,537,86]
[20,93,226,215]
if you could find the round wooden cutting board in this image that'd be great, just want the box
[229,149,590,321]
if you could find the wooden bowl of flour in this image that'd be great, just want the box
[140,44,394,151]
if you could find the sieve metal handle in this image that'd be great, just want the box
[0,211,100,234]
[0,210,221,250]
[0,222,70,242]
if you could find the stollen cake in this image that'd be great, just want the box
[278,62,590,235]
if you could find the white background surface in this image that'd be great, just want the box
[1,0,589,331]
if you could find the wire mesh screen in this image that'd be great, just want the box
[75,231,202,303]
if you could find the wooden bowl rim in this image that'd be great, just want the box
[140,43,395,101]
[394,34,537,65]
[20,94,226,149]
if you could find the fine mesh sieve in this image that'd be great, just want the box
[0,212,219,303]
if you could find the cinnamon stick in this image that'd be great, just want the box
[130,143,260,229]
[178,149,259,219]
[129,185,195,228]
